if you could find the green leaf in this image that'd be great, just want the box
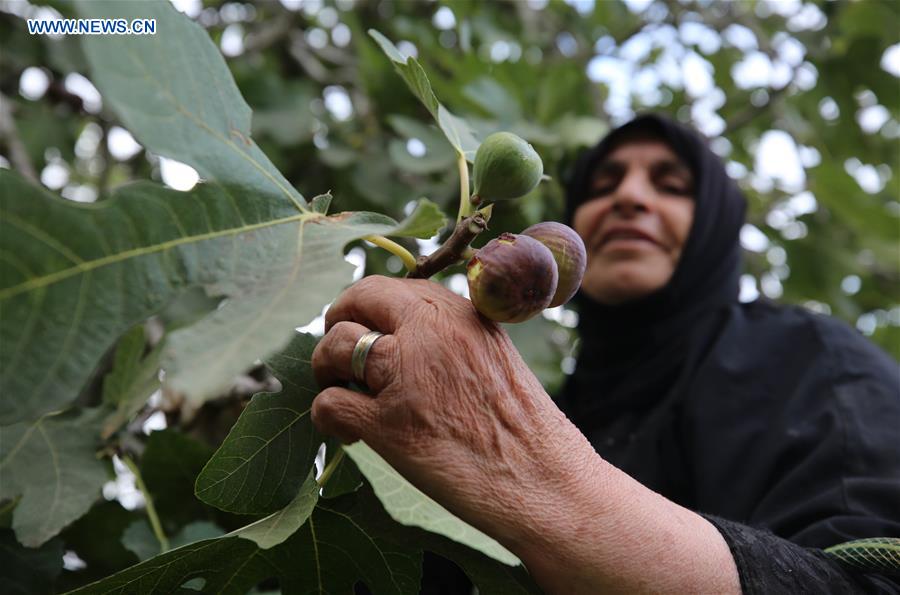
[309,193,333,214]
[0,1,454,423]
[420,550,539,595]
[231,469,319,549]
[839,1,899,41]
[75,0,305,211]
[250,82,317,147]
[388,140,457,175]
[194,333,321,514]
[368,30,480,159]
[439,107,481,161]
[58,501,142,590]
[70,490,421,595]
[368,30,438,114]
[351,494,541,595]
[385,198,447,238]
[123,520,224,562]
[119,521,159,563]
[102,326,154,406]
[0,408,107,547]
[350,149,419,210]
[344,442,520,566]
[552,115,609,150]
[101,326,161,438]
[321,440,363,499]
[71,484,539,595]
[463,77,522,121]
[0,172,444,424]
[387,115,457,175]
[156,287,222,331]
[140,429,214,530]
[162,203,445,403]
[0,530,63,595]
[170,521,225,548]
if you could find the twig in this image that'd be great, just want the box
[45,79,88,114]
[0,92,38,183]
[364,234,418,273]
[97,120,112,199]
[288,32,330,83]
[455,151,472,221]
[242,15,294,54]
[407,213,488,279]
[723,82,792,135]
[317,447,345,488]
[122,454,170,553]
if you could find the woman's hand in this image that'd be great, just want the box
[311,275,739,594]
[310,275,594,551]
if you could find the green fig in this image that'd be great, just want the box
[522,222,587,308]
[467,232,558,323]
[472,132,543,202]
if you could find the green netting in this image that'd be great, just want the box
[824,538,900,575]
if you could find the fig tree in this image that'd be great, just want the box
[467,232,558,323]
[472,132,543,202]
[522,222,587,308]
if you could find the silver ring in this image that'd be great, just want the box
[351,331,384,390]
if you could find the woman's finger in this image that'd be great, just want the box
[325,275,411,333]
[311,320,397,393]
[311,385,379,445]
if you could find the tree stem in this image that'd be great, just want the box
[363,235,417,273]
[455,151,472,222]
[317,447,345,488]
[122,455,170,553]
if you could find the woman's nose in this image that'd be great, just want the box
[611,174,652,217]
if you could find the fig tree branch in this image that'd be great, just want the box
[408,212,488,279]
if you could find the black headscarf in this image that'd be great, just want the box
[553,115,900,592]
[559,113,747,425]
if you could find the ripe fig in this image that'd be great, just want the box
[467,232,558,323]
[472,132,543,202]
[522,222,587,308]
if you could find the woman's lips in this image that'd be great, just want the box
[594,227,661,252]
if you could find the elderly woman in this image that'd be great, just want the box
[311,114,900,593]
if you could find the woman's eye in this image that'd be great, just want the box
[660,181,690,195]
[591,181,617,196]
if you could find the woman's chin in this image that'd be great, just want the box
[583,260,672,305]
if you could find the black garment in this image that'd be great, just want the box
[559,298,900,594]
[419,114,900,593]
[559,114,900,593]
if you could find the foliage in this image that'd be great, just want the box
[0,0,897,592]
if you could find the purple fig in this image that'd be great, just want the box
[522,222,586,308]
[467,232,558,323]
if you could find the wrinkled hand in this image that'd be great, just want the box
[310,276,740,594]
[311,275,591,550]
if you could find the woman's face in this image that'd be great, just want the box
[573,139,695,305]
